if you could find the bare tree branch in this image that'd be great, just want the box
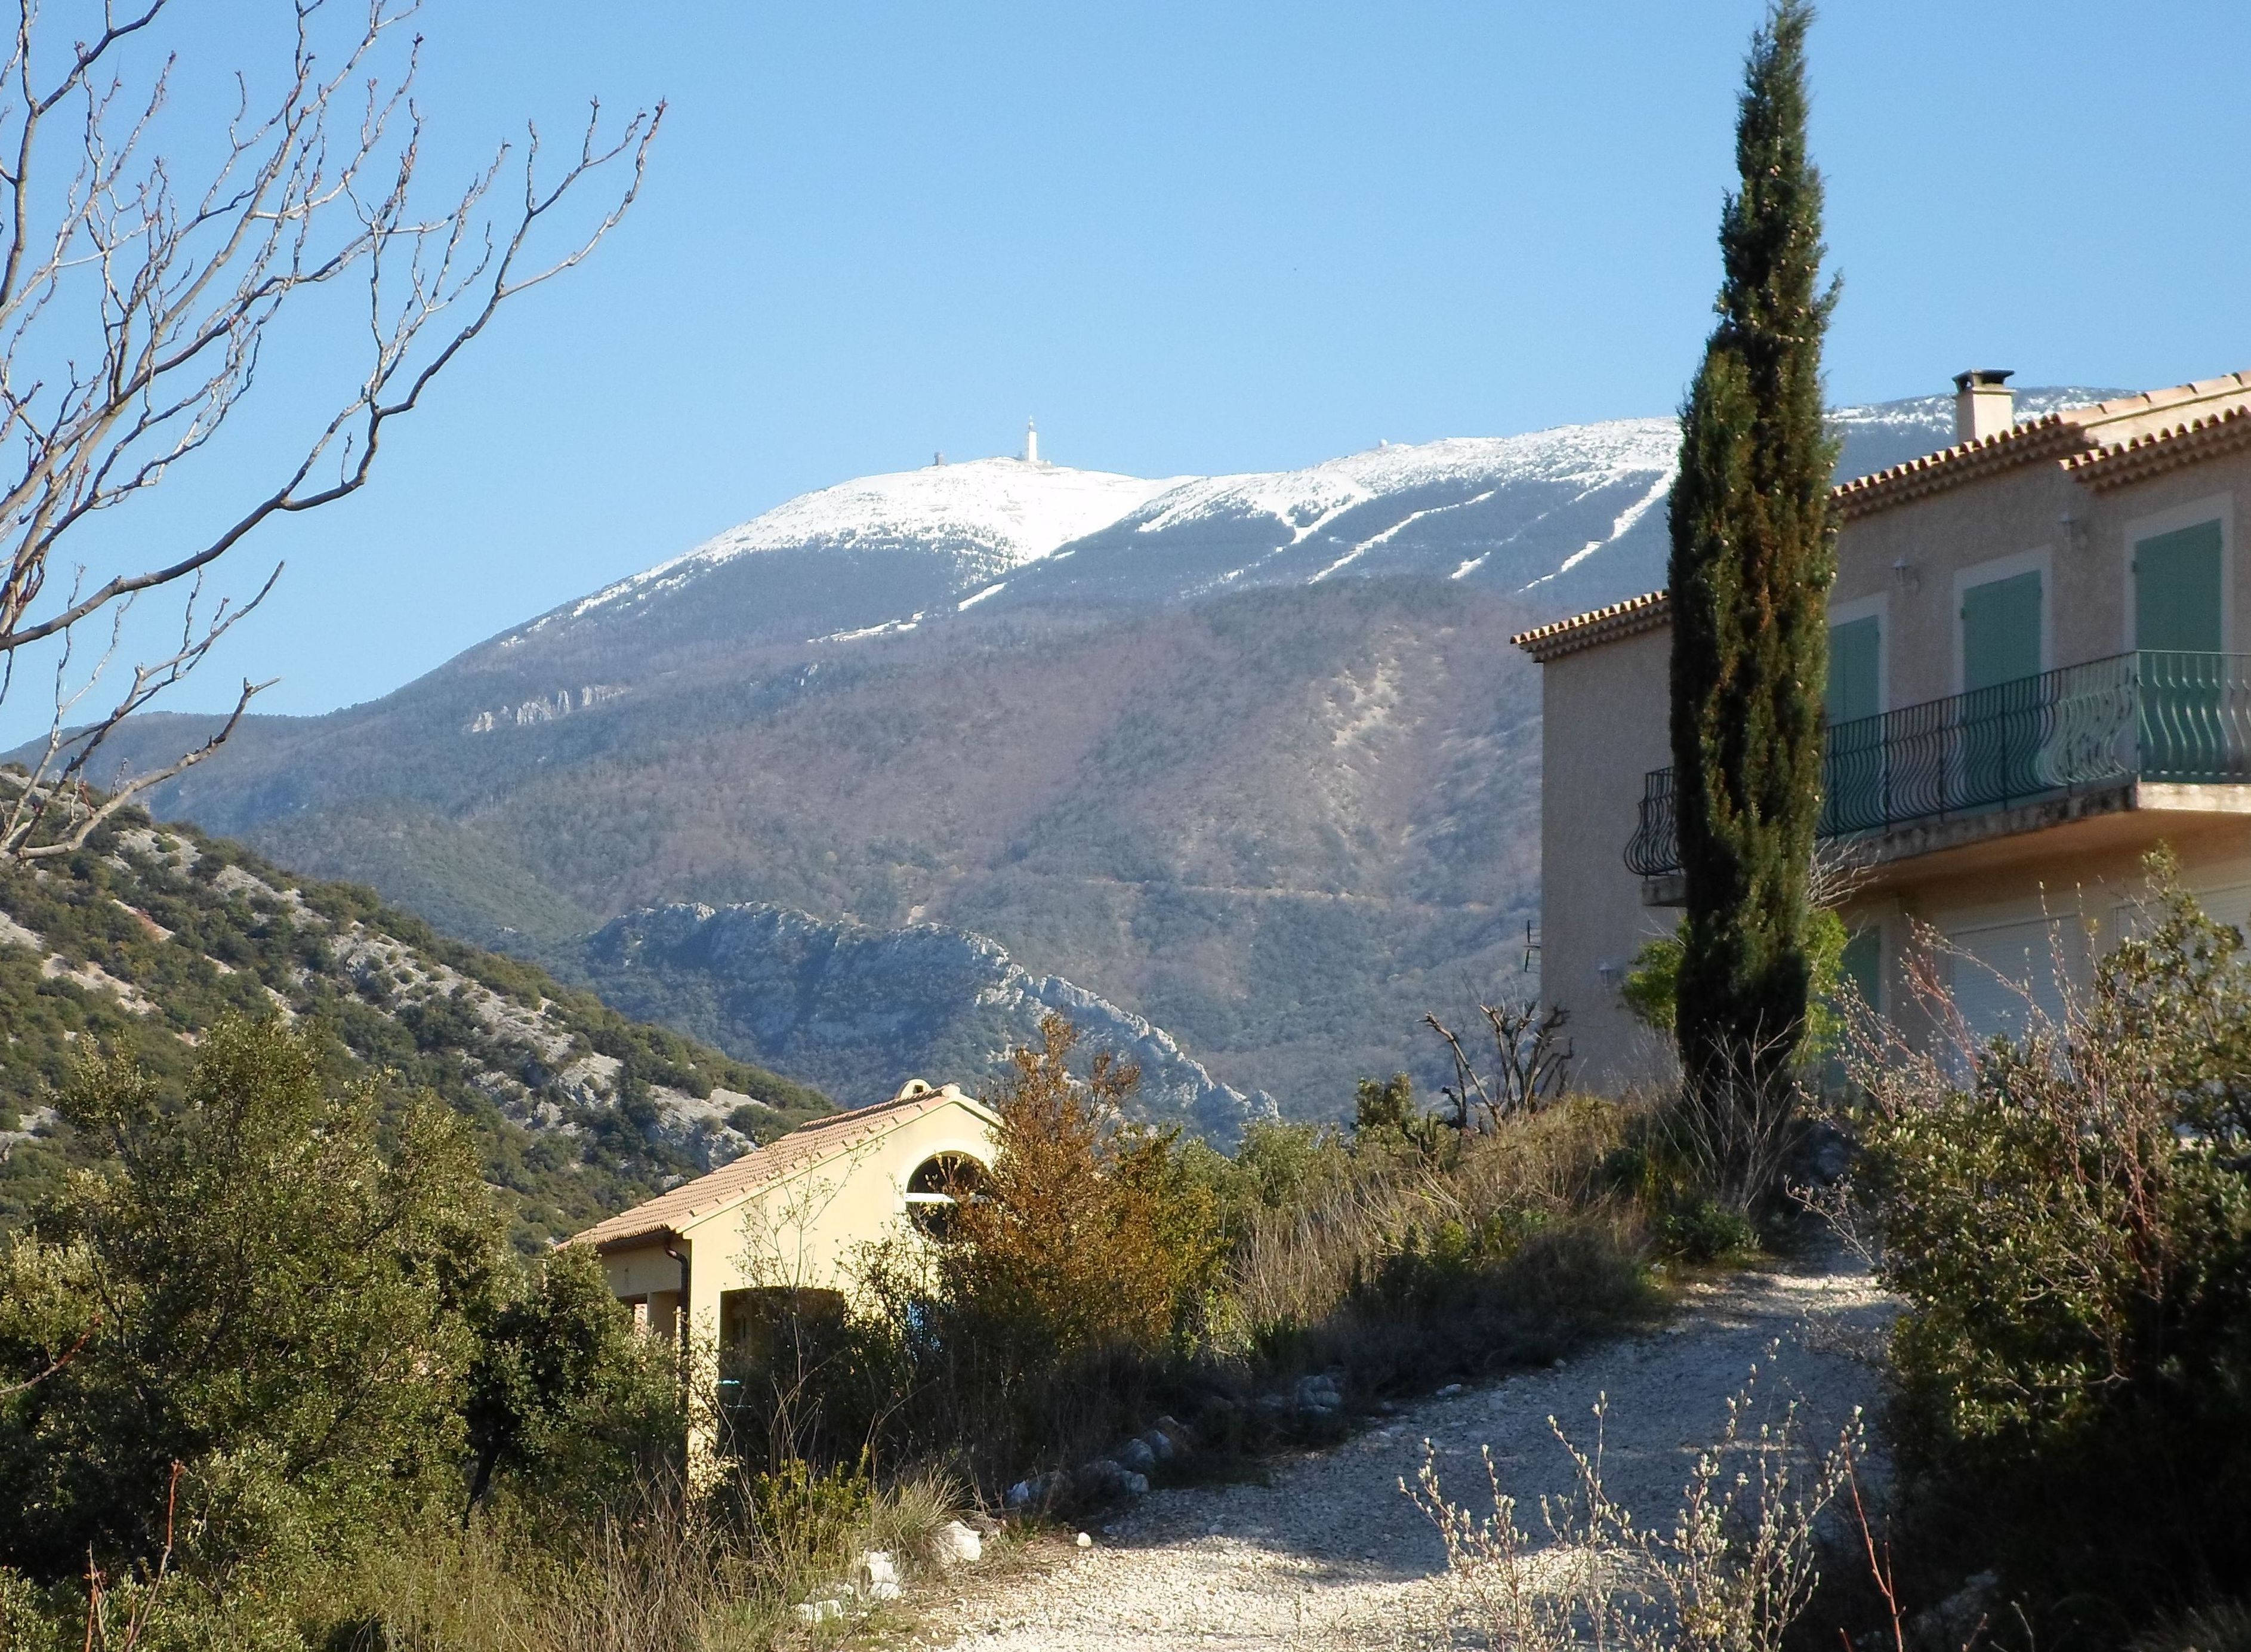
[1421,999,1574,1132]
[0,1,662,856]
[0,1311,98,1399]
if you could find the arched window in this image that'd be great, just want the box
[904,1152,984,1240]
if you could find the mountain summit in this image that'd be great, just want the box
[504,457,1185,654]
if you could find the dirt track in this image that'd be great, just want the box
[923,1248,1895,1651]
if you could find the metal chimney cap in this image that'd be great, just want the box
[1953,368,2015,392]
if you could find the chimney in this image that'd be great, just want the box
[1953,369,2015,444]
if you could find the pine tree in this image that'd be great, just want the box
[1667,1,1839,1132]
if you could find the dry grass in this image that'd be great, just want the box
[1231,1097,1655,1392]
[1234,1098,1635,1329]
[1405,1361,1863,1652]
[337,1468,964,1652]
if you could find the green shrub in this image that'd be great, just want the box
[0,1018,501,1583]
[1851,861,2251,1628]
[463,1245,684,1521]
[1624,907,1850,1059]
[740,1457,875,1565]
[1658,1195,1757,1262]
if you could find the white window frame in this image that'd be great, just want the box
[1826,590,1889,716]
[2121,491,2234,655]
[1952,545,2055,695]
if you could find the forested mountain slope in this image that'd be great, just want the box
[0,798,828,1247]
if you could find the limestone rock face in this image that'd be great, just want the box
[585,901,1273,1144]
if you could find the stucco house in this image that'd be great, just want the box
[571,1078,1001,1357]
[1521,368,2251,1088]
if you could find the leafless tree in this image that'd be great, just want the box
[0,0,661,859]
[1421,998,1573,1131]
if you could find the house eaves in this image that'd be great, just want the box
[1510,590,1671,662]
[570,1084,999,1253]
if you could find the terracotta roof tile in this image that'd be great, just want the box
[1830,414,2098,519]
[1831,371,2251,519]
[568,1083,995,1252]
[2062,403,2251,492]
[1511,590,1670,662]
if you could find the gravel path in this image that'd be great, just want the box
[925,1247,1896,1651]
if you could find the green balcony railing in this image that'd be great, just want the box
[1624,650,2251,878]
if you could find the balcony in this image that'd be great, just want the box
[1625,650,2251,883]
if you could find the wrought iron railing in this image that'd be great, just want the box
[1624,651,2251,878]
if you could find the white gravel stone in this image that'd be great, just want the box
[926,1246,1896,1651]
[933,1520,984,1567]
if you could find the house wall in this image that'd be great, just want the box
[1537,624,1680,1091]
[1833,449,2251,708]
[659,1102,997,1351]
[1537,414,2251,1092]
[1837,814,2251,1049]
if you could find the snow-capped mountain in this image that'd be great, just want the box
[980,423,1680,621]
[478,390,2116,682]
[494,457,1183,657]
[474,421,1684,682]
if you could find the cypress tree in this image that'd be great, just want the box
[1667,0,1839,1129]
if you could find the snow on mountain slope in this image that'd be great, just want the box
[983,421,1682,618]
[465,390,2123,684]
[489,457,1184,657]
[1130,424,1679,547]
[573,457,1179,620]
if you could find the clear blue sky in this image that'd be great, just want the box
[12,1,2250,733]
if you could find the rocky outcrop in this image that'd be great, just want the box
[462,683,627,734]
[584,901,1275,1144]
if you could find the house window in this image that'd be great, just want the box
[1826,615,1882,725]
[1962,569,2043,690]
[904,1153,984,1240]
[719,1286,848,1365]
[2134,519,2224,653]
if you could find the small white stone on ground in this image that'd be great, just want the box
[855,1550,902,1601]
[933,1519,983,1567]
[1075,1531,1093,1548]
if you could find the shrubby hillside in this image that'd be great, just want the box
[0,792,828,1246]
[101,576,1544,1112]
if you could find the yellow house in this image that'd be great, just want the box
[571,1078,1001,1354]
[1521,368,2251,1086]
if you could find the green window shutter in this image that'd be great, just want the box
[1839,925,1882,1015]
[1962,569,2043,691]
[2134,520,2223,653]
[1825,615,1881,723]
